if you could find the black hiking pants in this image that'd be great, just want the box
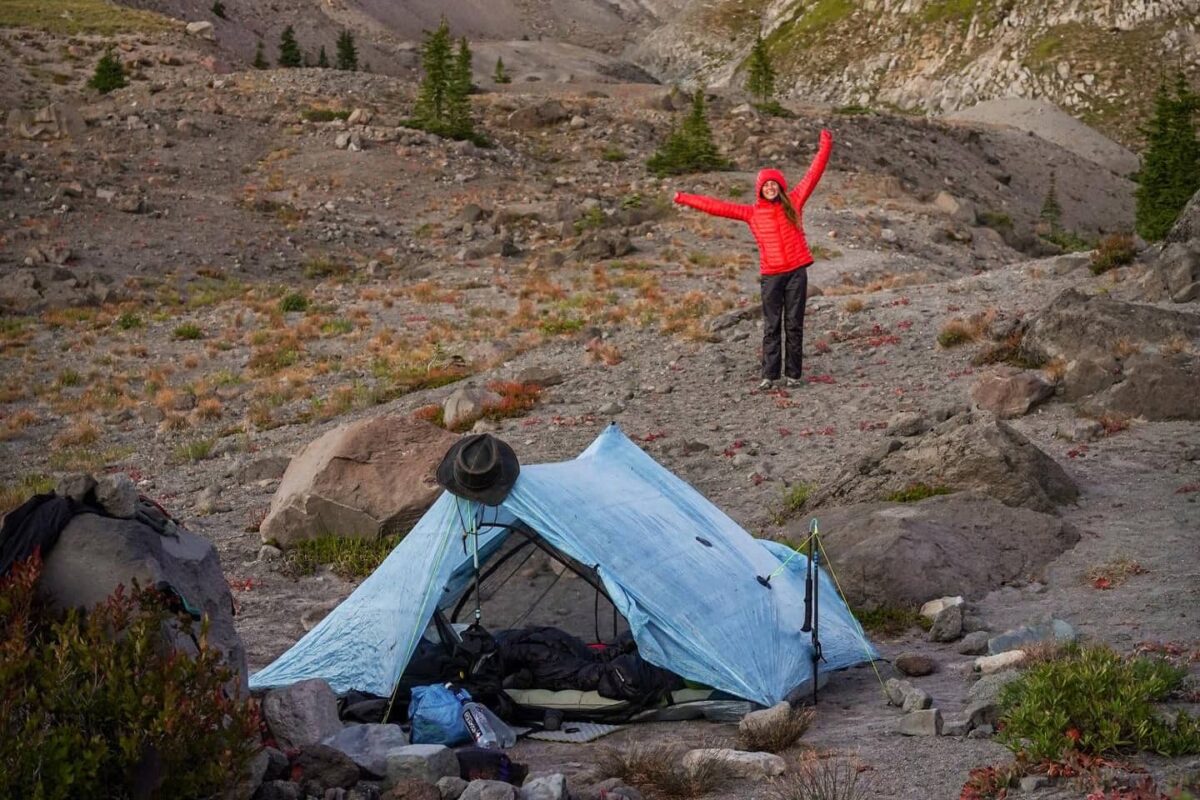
[760,266,808,380]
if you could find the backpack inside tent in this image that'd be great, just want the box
[250,423,878,723]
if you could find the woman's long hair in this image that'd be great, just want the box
[778,191,799,229]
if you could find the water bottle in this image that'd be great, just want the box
[461,700,516,749]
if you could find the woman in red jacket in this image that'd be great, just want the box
[674,129,833,390]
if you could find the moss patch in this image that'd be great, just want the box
[0,0,173,33]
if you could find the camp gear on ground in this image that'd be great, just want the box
[250,424,878,709]
[0,493,77,577]
[436,433,521,506]
[409,684,472,746]
[462,698,516,748]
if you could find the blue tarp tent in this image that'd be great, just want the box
[250,424,877,706]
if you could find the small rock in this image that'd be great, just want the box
[975,650,1027,674]
[941,714,973,737]
[323,723,410,777]
[239,454,291,483]
[598,401,622,416]
[967,671,1022,707]
[259,545,283,562]
[894,653,935,677]
[896,708,943,736]
[987,618,1076,654]
[264,747,290,780]
[459,780,518,800]
[928,604,964,643]
[886,411,929,437]
[901,687,932,713]
[681,749,785,781]
[437,776,469,800]
[185,20,215,39]
[884,678,907,707]
[294,744,360,791]
[94,473,137,519]
[515,367,564,387]
[919,596,963,619]
[391,780,442,800]
[257,780,301,800]
[55,473,96,503]
[956,631,990,655]
[262,678,344,750]
[967,724,995,739]
[519,774,566,800]
[383,745,459,788]
[1019,776,1049,792]
[738,702,793,739]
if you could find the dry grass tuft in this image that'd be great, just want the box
[585,339,623,366]
[595,742,734,799]
[937,318,976,348]
[1096,412,1131,436]
[54,417,100,448]
[768,756,874,800]
[1113,338,1141,359]
[1162,334,1193,355]
[738,705,815,754]
[1085,556,1148,590]
[841,298,865,314]
[1042,357,1068,383]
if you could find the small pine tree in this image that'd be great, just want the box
[278,25,302,68]
[1040,170,1062,227]
[317,45,329,68]
[414,19,453,130]
[746,33,776,105]
[211,0,226,19]
[1136,73,1200,241]
[336,29,358,71]
[646,89,732,176]
[447,37,475,138]
[493,56,511,84]
[89,50,127,94]
[252,39,268,69]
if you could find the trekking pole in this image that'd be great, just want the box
[800,519,813,632]
[810,518,823,705]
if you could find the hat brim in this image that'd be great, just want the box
[435,436,521,506]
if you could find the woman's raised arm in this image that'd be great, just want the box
[674,191,754,222]
[788,129,833,208]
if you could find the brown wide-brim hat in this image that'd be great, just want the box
[436,433,521,506]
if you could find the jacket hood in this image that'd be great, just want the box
[756,168,788,200]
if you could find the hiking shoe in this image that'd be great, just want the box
[757,378,776,391]
[784,376,804,389]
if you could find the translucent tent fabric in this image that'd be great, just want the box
[249,424,878,706]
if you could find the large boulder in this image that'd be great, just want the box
[262,678,343,750]
[809,411,1078,514]
[1165,188,1200,244]
[260,416,458,548]
[1154,241,1200,303]
[1080,354,1200,421]
[6,103,85,140]
[506,100,569,131]
[969,367,1054,418]
[794,492,1080,608]
[1021,289,1200,365]
[38,502,248,693]
[323,723,409,777]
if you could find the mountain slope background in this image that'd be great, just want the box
[632,0,1200,148]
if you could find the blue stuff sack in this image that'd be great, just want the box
[409,684,472,746]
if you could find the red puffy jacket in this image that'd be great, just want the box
[674,130,832,275]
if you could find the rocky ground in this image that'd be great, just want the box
[2,17,1199,800]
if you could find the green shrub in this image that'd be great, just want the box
[977,210,1013,233]
[56,368,82,387]
[115,311,142,330]
[886,482,952,503]
[573,206,606,234]
[602,146,627,162]
[301,107,350,122]
[646,90,732,177]
[784,484,811,513]
[279,291,309,312]
[999,643,1200,760]
[173,438,214,463]
[172,323,203,340]
[834,104,873,116]
[88,49,126,94]
[1090,233,1137,275]
[856,605,931,636]
[0,556,261,799]
[1040,227,1093,253]
[286,534,402,579]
